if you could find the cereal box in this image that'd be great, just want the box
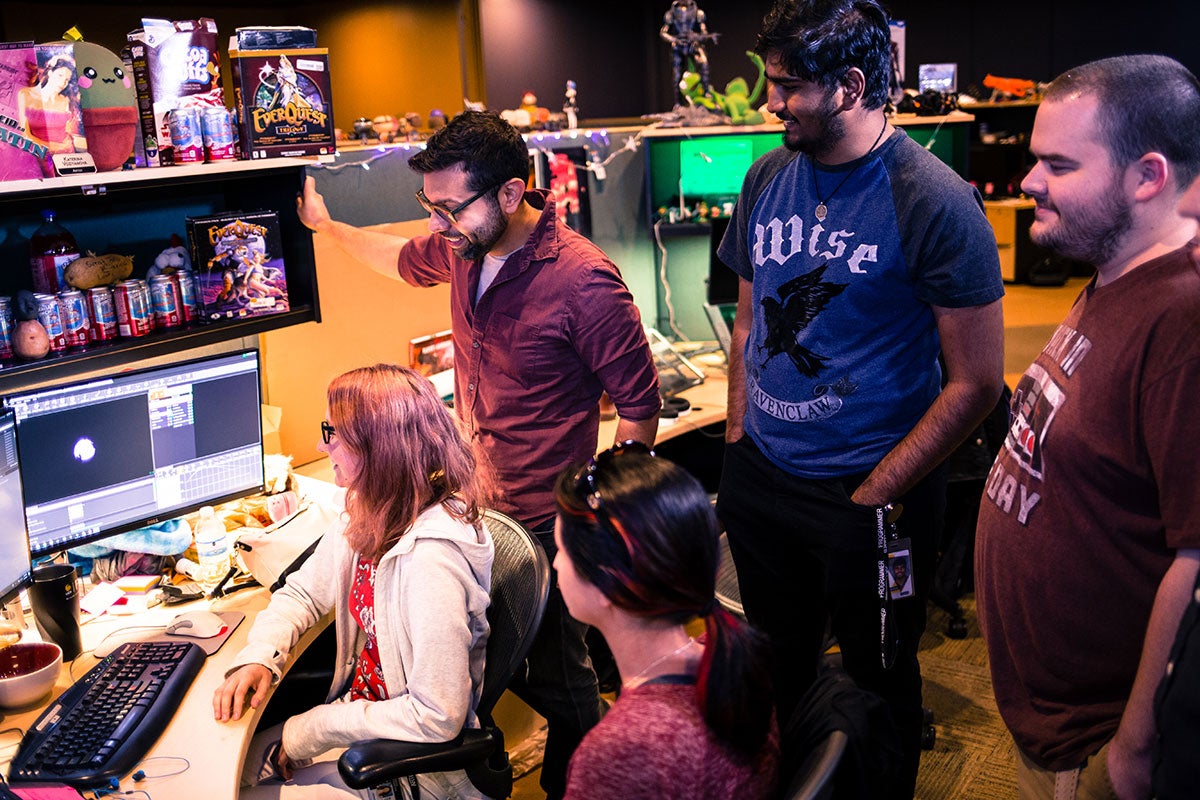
[126,18,225,166]
[229,47,333,159]
[186,210,289,321]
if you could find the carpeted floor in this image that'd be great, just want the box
[917,597,1017,800]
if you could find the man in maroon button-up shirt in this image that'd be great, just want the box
[298,111,660,800]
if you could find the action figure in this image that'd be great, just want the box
[563,80,579,130]
[661,0,719,107]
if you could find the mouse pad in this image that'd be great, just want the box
[142,611,246,656]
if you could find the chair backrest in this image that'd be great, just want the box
[784,729,848,800]
[476,509,551,721]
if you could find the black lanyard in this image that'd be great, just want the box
[876,503,902,670]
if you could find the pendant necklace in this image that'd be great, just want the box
[812,116,890,222]
[622,637,696,691]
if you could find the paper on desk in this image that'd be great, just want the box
[79,582,124,616]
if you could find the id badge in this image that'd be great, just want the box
[886,537,915,600]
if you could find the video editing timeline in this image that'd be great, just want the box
[7,351,264,556]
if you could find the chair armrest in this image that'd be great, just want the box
[338,729,497,789]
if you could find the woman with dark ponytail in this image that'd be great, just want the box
[553,442,778,799]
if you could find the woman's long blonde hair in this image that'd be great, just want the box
[327,364,493,561]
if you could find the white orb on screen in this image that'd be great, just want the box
[73,437,96,463]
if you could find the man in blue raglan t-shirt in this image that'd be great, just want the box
[714,2,1005,797]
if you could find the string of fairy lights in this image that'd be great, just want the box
[311,125,655,177]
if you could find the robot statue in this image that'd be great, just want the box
[661,0,720,107]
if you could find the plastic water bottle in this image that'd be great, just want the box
[193,506,231,590]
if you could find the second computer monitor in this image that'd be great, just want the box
[0,410,31,606]
[6,350,265,557]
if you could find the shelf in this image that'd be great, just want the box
[0,157,332,199]
[0,157,323,395]
[0,307,316,393]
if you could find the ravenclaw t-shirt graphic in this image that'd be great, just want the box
[759,264,847,378]
[719,132,1005,477]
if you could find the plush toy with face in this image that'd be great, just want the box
[72,38,138,171]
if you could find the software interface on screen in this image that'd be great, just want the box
[0,410,30,604]
[6,351,264,556]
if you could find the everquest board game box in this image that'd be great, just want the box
[127,18,225,166]
[0,41,86,181]
[229,46,333,159]
[186,209,290,321]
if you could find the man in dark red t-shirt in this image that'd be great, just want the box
[976,55,1200,800]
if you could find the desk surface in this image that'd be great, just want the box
[599,366,728,448]
[0,480,339,799]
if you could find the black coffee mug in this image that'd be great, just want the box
[30,563,82,661]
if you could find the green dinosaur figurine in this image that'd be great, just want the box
[681,51,766,125]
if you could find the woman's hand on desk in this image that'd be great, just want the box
[212,664,273,722]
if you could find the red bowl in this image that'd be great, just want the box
[0,641,62,708]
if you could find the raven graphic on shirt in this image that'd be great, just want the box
[759,264,848,377]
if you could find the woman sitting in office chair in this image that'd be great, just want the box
[213,364,494,799]
[554,443,779,799]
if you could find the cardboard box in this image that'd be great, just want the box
[186,210,290,321]
[126,18,225,167]
[0,41,87,181]
[229,47,334,159]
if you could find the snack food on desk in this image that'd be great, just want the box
[232,26,318,51]
[186,209,289,321]
[126,17,224,166]
[229,39,333,159]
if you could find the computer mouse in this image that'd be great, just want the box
[165,609,227,639]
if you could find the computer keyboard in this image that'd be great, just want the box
[8,640,205,788]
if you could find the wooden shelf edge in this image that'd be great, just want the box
[0,307,316,392]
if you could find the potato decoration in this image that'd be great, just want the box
[65,252,134,290]
[13,291,51,360]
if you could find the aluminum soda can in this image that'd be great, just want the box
[113,280,151,337]
[0,296,13,360]
[134,280,156,332]
[168,106,205,163]
[86,286,118,341]
[34,292,67,352]
[175,269,197,322]
[149,274,182,328]
[201,107,236,162]
[57,289,90,349]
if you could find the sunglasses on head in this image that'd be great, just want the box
[573,440,655,541]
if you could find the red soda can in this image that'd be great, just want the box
[0,296,13,360]
[134,280,156,332]
[86,286,118,341]
[175,270,197,323]
[201,107,235,162]
[168,106,205,164]
[57,289,90,349]
[34,293,67,352]
[113,280,151,337]
[149,274,182,328]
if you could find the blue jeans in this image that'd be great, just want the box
[717,436,944,800]
[505,520,602,800]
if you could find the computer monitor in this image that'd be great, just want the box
[0,409,31,606]
[6,350,265,557]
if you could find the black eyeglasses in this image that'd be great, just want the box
[573,440,655,529]
[320,421,336,445]
[414,180,506,225]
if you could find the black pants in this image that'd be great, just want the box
[717,436,944,800]
[505,520,602,800]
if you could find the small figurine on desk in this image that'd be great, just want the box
[661,0,719,106]
[563,80,579,130]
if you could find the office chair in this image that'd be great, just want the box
[715,530,745,619]
[337,510,551,799]
[783,729,848,800]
